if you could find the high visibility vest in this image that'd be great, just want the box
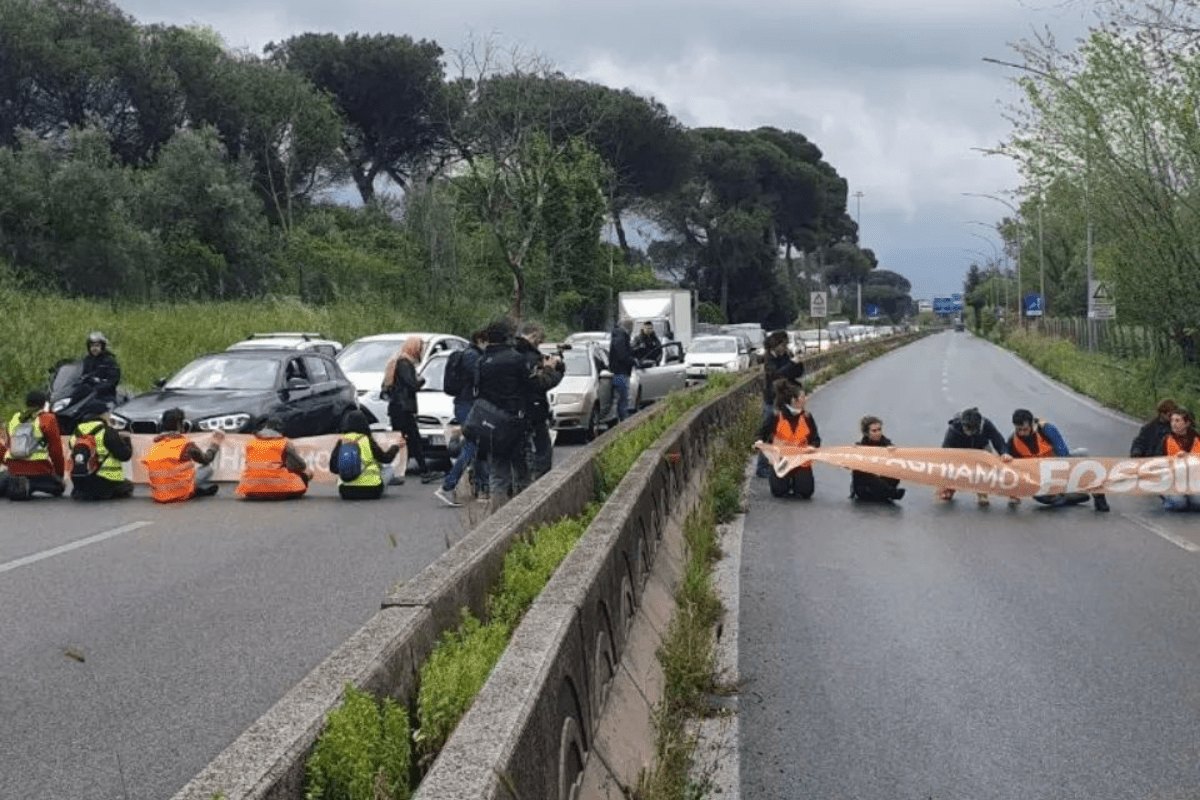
[6,412,48,462]
[774,413,812,447]
[236,436,307,498]
[71,420,124,481]
[142,435,196,503]
[339,432,383,488]
[1011,429,1055,459]
[1165,433,1200,456]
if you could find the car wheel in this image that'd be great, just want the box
[584,404,602,442]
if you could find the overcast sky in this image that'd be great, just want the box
[119,0,1097,301]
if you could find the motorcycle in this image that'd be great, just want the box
[47,359,130,435]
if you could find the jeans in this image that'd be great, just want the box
[613,373,631,421]
[1163,494,1195,511]
[528,419,553,479]
[443,400,479,492]
[488,447,525,509]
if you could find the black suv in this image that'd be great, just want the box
[109,349,365,437]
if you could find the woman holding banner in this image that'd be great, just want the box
[850,416,905,502]
[756,381,821,499]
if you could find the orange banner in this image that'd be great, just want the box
[55,433,408,484]
[755,443,1200,498]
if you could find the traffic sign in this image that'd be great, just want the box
[810,291,828,318]
[865,303,880,319]
[1089,280,1115,320]
[1023,293,1043,317]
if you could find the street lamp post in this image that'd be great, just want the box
[853,190,864,320]
[962,192,1025,325]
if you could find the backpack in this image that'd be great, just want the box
[336,437,364,482]
[442,349,468,396]
[70,432,101,478]
[8,420,38,459]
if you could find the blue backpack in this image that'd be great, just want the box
[336,437,364,482]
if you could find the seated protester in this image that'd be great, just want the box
[850,415,905,502]
[1130,398,1177,457]
[938,406,1007,506]
[1160,406,1200,511]
[236,416,312,500]
[755,380,820,499]
[69,412,134,501]
[1003,408,1106,511]
[757,331,806,478]
[329,410,401,500]
[142,408,224,503]
[5,389,67,501]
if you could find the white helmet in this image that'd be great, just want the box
[87,331,108,347]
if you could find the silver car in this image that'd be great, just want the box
[632,340,688,407]
[547,342,619,442]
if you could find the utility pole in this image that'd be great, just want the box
[853,190,864,320]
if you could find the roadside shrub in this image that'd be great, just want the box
[304,683,411,800]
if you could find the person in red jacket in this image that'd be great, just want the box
[4,389,66,500]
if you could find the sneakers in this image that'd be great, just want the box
[419,470,444,485]
[195,483,219,497]
[7,476,30,501]
[1093,494,1110,512]
[976,493,990,507]
[892,488,906,500]
[433,487,461,507]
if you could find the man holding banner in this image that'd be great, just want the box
[938,407,1007,506]
[1003,409,1108,511]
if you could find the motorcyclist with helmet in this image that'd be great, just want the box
[74,332,121,415]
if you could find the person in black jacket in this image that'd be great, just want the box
[435,330,490,506]
[756,381,821,499]
[516,322,564,483]
[384,336,440,484]
[938,406,1007,505]
[756,330,805,478]
[477,318,540,509]
[1130,398,1177,457]
[608,322,635,421]
[328,410,401,500]
[72,332,121,417]
[631,321,663,365]
[850,415,905,502]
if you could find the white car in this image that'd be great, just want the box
[226,332,343,358]
[547,342,620,441]
[793,329,832,354]
[414,351,461,467]
[684,335,752,384]
[336,332,470,429]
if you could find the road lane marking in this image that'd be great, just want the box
[1122,513,1200,552]
[0,521,154,574]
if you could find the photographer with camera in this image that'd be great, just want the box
[516,322,565,483]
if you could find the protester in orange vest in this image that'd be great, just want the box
[236,416,311,500]
[1160,407,1200,511]
[754,380,820,499]
[142,408,224,503]
[1003,408,1107,511]
[4,389,67,500]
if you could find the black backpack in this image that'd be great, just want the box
[442,349,469,396]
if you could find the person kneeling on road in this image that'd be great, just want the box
[1002,408,1107,511]
[236,416,311,500]
[938,406,1006,507]
[329,410,401,500]
[5,389,67,501]
[69,412,134,500]
[849,415,905,503]
[755,380,820,499]
[143,408,224,503]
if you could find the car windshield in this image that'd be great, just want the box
[562,349,594,377]
[420,356,446,391]
[336,340,406,373]
[166,356,280,390]
[690,338,737,354]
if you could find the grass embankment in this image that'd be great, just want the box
[1003,329,1200,420]
[0,283,500,413]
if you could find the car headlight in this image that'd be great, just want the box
[555,393,583,405]
[108,413,129,430]
[196,413,251,431]
[52,398,71,413]
[725,360,740,371]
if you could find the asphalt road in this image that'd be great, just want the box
[0,446,582,800]
[738,331,1200,799]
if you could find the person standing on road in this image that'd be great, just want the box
[476,317,538,510]
[938,406,1007,506]
[1130,398,1177,457]
[849,415,905,503]
[756,330,806,478]
[143,408,223,502]
[1160,407,1200,511]
[515,322,564,484]
[435,330,489,507]
[236,416,311,500]
[755,380,820,499]
[329,410,401,501]
[383,335,440,485]
[68,412,134,501]
[4,389,66,500]
[1002,408,1107,511]
[608,321,635,422]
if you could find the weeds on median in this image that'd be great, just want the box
[303,683,411,800]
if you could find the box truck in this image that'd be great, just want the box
[617,290,694,348]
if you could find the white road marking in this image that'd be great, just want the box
[0,521,154,574]
[1122,513,1200,552]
